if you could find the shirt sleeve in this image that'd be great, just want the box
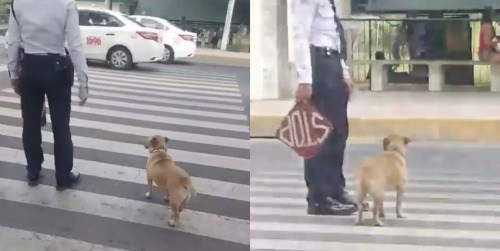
[7,9,21,80]
[64,0,88,86]
[291,0,317,85]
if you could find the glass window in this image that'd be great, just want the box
[81,12,124,27]
[139,18,165,30]
[122,15,146,27]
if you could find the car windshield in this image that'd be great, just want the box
[122,14,146,27]
[164,20,184,31]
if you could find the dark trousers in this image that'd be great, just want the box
[19,53,74,184]
[304,46,349,207]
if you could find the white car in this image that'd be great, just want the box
[4,9,165,70]
[76,8,165,69]
[130,15,197,62]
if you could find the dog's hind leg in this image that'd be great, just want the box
[168,192,182,227]
[163,190,169,202]
[371,191,385,227]
[354,182,367,225]
[145,178,153,199]
[168,205,180,227]
[396,185,405,218]
[378,200,385,218]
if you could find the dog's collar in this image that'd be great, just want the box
[150,148,166,153]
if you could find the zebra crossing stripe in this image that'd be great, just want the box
[88,72,240,90]
[0,226,128,251]
[0,94,248,132]
[2,88,246,120]
[250,167,500,250]
[0,65,249,250]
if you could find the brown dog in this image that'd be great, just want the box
[144,135,197,227]
[353,134,410,227]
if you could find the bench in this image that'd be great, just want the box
[369,60,500,92]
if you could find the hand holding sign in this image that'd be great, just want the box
[276,102,333,159]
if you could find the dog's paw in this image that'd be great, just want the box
[397,214,405,219]
[374,219,385,227]
[168,219,177,227]
[145,192,152,198]
[354,219,363,226]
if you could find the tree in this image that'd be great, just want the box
[0,0,11,15]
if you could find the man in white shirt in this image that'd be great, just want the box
[292,0,367,215]
[7,0,89,191]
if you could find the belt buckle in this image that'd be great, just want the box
[325,48,332,56]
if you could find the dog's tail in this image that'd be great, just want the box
[183,177,197,198]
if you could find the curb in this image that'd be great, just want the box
[250,115,500,143]
[192,54,249,66]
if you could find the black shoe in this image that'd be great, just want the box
[338,191,370,211]
[56,171,81,191]
[307,199,357,216]
[27,173,41,187]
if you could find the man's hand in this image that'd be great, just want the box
[78,81,89,106]
[10,78,20,96]
[295,83,312,105]
[344,78,354,99]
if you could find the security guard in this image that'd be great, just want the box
[292,0,367,215]
[7,0,89,191]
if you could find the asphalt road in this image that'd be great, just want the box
[251,139,500,251]
[0,61,250,251]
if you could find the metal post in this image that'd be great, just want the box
[220,0,236,51]
[105,0,112,10]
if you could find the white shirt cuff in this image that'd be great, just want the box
[297,75,312,85]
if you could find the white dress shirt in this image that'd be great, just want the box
[7,0,88,86]
[292,0,351,84]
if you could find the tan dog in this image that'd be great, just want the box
[144,135,197,227]
[353,134,410,227]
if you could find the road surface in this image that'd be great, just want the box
[0,62,250,251]
[251,139,500,251]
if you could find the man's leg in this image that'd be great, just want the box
[305,48,356,215]
[323,60,369,210]
[45,57,80,190]
[19,60,46,186]
[304,132,355,215]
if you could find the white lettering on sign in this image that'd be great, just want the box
[278,110,331,148]
[311,112,330,143]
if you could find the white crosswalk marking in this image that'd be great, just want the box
[250,142,500,251]
[0,66,249,251]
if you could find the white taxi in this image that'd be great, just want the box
[77,8,164,69]
[130,15,197,63]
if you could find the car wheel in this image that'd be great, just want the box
[108,47,133,70]
[164,45,175,63]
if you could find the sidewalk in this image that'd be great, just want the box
[194,48,250,65]
[250,91,500,142]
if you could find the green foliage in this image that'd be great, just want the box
[0,0,10,14]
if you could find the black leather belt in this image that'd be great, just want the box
[312,46,340,56]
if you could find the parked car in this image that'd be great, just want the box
[75,8,165,69]
[129,15,197,63]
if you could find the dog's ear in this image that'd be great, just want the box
[382,137,390,150]
[404,137,411,145]
[164,136,169,144]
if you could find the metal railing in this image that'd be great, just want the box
[341,17,494,86]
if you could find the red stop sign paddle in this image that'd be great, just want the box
[276,103,333,159]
